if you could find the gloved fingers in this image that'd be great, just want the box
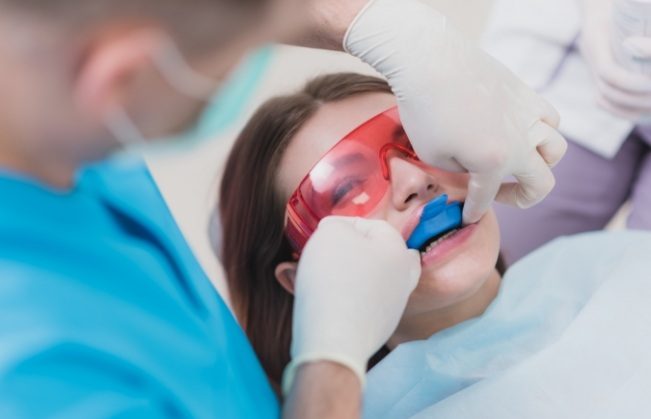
[537,97,561,128]
[410,144,466,172]
[622,36,651,60]
[598,60,651,94]
[320,216,405,244]
[580,25,651,93]
[319,216,375,238]
[355,218,404,243]
[462,172,502,224]
[596,78,651,110]
[495,154,555,209]
[528,120,567,168]
[407,250,422,276]
[316,215,353,232]
[402,250,422,293]
[596,95,648,121]
[428,157,466,173]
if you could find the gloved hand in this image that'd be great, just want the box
[579,0,651,120]
[282,216,421,394]
[344,0,567,224]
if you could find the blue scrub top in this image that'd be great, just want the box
[0,158,279,418]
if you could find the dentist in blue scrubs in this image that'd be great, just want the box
[0,0,567,418]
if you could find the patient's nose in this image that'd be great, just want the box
[389,158,436,211]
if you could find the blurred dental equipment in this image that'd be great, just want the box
[484,0,651,265]
[612,0,651,75]
[482,0,630,159]
[580,0,651,121]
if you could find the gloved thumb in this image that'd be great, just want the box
[406,250,422,290]
[462,172,502,224]
[538,96,561,128]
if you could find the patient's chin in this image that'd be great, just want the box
[407,251,498,313]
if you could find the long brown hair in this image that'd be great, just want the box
[219,73,507,393]
[219,73,393,392]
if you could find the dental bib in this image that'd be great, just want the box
[406,195,463,250]
[365,231,651,419]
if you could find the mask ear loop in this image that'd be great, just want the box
[152,37,221,103]
[104,38,221,148]
[104,106,148,147]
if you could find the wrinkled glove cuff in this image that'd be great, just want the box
[281,353,367,396]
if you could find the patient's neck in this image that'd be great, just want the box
[387,269,501,349]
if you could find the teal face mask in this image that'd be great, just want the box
[105,42,273,155]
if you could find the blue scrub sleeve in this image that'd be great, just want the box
[0,268,190,418]
[1,346,177,419]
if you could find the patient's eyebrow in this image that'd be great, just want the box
[328,125,407,168]
[332,152,366,168]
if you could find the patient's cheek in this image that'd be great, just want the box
[414,212,500,303]
[484,211,501,251]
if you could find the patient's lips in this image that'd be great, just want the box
[402,194,476,266]
[420,222,477,267]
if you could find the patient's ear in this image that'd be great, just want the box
[275,262,298,295]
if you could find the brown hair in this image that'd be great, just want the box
[219,72,507,393]
[219,73,393,392]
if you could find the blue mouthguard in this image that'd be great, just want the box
[406,194,463,250]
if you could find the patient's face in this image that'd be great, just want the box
[277,93,501,317]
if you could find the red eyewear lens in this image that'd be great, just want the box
[285,106,421,254]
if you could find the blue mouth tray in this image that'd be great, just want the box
[406,194,463,250]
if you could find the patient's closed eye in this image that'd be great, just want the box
[332,177,365,206]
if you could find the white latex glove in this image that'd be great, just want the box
[282,216,421,394]
[579,0,651,120]
[344,0,567,224]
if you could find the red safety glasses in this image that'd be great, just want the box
[285,106,423,254]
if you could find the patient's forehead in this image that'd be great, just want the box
[277,92,396,199]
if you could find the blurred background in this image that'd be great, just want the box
[146,0,495,301]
